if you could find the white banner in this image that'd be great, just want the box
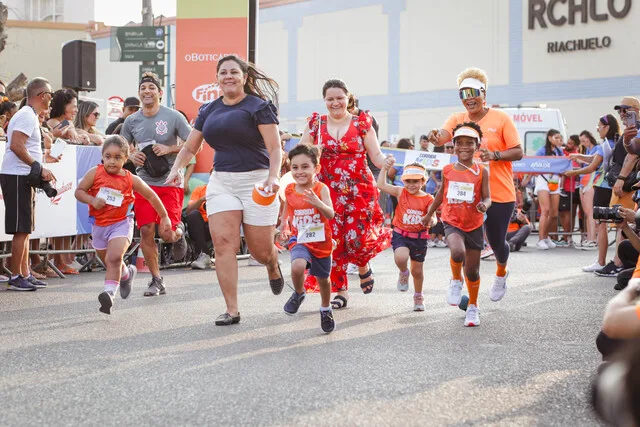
[403,151,452,171]
[32,145,77,239]
[0,142,78,242]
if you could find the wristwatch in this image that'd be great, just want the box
[494,151,501,161]
[618,175,627,181]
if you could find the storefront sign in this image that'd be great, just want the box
[528,0,631,54]
[528,0,632,29]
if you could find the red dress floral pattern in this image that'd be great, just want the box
[304,111,391,293]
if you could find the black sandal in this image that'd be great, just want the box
[359,268,374,294]
[331,295,348,310]
[215,312,241,326]
[269,264,284,295]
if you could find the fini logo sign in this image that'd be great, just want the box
[527,0,632,53]
[192,83,222,104]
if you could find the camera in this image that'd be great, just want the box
[26,162,58,198]
[594,204,623,223]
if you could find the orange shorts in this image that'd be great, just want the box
[134,185,184,229]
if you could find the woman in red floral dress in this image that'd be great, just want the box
[299,79,391,308]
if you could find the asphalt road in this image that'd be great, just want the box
[0,236,612,426]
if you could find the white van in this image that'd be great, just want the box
[498,107,568,155]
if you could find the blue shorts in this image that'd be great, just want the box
[391,231,429,262]
[290,244,331,279]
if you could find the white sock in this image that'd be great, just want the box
[11,274,19,280]
[104,280,119,294]
[120,264,129,281]
[320,305,331,312]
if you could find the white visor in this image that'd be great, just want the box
[453,126,480,142]
[458,78,486,91]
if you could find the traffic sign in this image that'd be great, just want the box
[110,26,166,62]
[139,64,165,87]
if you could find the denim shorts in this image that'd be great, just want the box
[391,231,429,262]
[290,244,331,279]
[91,217,134,250]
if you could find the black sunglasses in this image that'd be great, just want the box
[37,91,54,97]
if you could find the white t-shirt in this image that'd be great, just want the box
[1,106,42,176]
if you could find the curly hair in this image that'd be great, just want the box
[452,121,484,143]
[217,55,279,108]
[49,89,77,119]
[457,67,489,90]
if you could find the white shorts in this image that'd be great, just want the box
[534,175,561,196]
[206,169,280,226]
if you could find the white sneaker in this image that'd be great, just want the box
[427,240,436,248]
[544,237,556,249]
[447,278,463,306]
[346,263,359,275]
[489,269,508,302]
[536,240,549,250]
[69,260,83,270]
[480,246,494,259]
[435,240,447,248]
[464,304,480,327]
[582,260,605,272]
[191,252,211,270]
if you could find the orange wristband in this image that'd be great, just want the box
[635,303,640,321]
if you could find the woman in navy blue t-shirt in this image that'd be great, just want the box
[167,55,283,326]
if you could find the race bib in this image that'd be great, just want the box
[297,223,326,243]
[447,181,474,203]
[97,187,124,207]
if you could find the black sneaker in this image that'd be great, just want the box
[99,291,114,314]
[7,276,37,291]
[595,261,623,277]
[284,291,306,315]
[615,268,634,290]
[320,309,335,333]
[26,274,47,288]
[119,265,137,299]
[171,222,187,261]
[143,276,166,297]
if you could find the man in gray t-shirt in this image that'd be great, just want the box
[120,73,192,297]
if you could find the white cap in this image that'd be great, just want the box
[453,126,480,142]
[458,78,486,91]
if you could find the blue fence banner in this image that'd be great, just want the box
[512,156,572,174]
[76,146,104,234]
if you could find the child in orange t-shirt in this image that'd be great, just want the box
[279,144,336,333]
[424,122,491,327]
[75,136,172,315]
[378,160,435,311]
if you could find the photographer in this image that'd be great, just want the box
[0,77,54,291]
[594,98,640,278]
[507,208,531,252]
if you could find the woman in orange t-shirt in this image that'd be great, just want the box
[427,67,523,304]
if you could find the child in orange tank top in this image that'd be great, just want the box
[378,159,435,311]
[279,144,336,333]
[75,136,173,315]
[424,123,491,327]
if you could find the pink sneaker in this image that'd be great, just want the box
[397,270,410,292]
[413,294,425,311]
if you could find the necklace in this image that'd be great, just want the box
[455,161,480,176]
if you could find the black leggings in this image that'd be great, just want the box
[485,201,515,264]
